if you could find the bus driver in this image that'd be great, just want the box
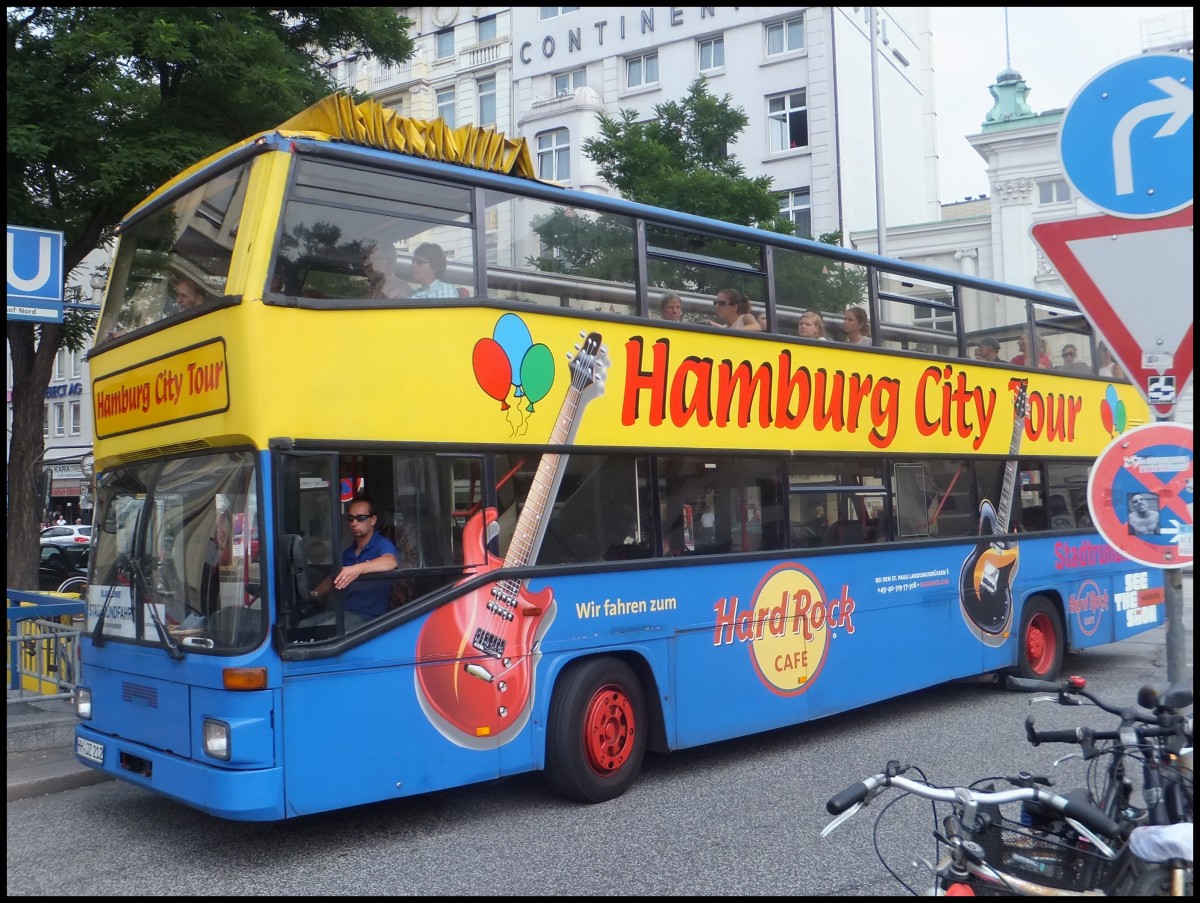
[308,493,398,628]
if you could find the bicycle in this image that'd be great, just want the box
[823,762,1190,895]
[1008,675,1192,831]
[1007,674,1193,896]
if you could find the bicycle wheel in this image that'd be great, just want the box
[1124,862,1192,897]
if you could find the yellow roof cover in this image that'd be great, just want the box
[279,93,536,179]
[124,94,537,222]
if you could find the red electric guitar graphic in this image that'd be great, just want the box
[959,380,1029,640]
[416,332,606,743]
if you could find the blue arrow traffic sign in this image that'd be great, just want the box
[1059,53,1193,219]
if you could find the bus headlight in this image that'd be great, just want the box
[74,686,92,720]
[203,718,231,760]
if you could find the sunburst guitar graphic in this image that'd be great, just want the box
[959,380,1028,644]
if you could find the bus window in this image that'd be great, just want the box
[494,453,654,564]
[660,455,785,555]
[788,459,886,547]
[97,161,250,342]
[272,159,475,301]
[773,247,869,338]
[483,189,637,314]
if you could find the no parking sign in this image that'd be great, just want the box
[1088,423,1193,568]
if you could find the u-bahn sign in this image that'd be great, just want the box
[1088,422,1193,569]
[7,224,65,323]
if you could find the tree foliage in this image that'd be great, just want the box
[6,7,414,587]
[582,78,792,230]
[532,78,866,312]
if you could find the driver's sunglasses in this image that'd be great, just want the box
[346,513,373,523]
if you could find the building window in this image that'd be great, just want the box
[54,349,66,380]
[540,6,580,19]
[1038,179,1070,205]
[54,403,66,437]
[626,52,659,89]
[554,67,586,96]
[779,188,812,239]
[436,87,456,127]
[435,27,455,60]
[477,14,497,43]
[43,406,49,438]
[537,128,570,182]
[698,36,725,73]
[768,90,809,151]
[766,15,805,55]
[69,401,81,436]
[69,349,82,378]
[478,76,496,126]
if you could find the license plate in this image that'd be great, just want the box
[76,736,104,765]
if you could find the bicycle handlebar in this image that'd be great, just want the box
[825,771,1123,840]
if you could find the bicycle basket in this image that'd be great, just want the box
[973,802,1115,893]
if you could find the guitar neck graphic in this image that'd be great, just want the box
[416,332,606,741]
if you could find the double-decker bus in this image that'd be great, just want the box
[75,94,1161,821]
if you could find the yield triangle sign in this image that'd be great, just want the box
[1032,207,1193,417]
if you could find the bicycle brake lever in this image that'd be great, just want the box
[820,801,864,837]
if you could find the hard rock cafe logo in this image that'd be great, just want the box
[712,564,856,696]
[1068,579,1109,637]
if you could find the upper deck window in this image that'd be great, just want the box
[270,158,476,303]
[97,161,251,344]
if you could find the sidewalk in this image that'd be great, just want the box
[6,573,1192,803]
[6,692,112,802]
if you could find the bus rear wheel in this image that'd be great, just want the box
[545,657,646,804]
[1016,597,1063,680]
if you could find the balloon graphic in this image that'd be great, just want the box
[519,343,555,412]
[1100,401,1114,435]
[1105,384,1119,412]
[493,314,533,397]
[472,337,511,410]
[1114,400,1127,435]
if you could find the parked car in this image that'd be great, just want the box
[38,542,89,594]
[39,523,92,544]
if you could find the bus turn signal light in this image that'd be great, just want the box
[222,667,268,690]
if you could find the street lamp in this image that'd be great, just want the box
[89,271,106,305]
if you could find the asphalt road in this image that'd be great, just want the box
[7,617,1187,897]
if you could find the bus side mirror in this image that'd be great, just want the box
[286,533,309,598]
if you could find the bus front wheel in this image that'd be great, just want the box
[1016,597,1063,680]
[545,657,646,804]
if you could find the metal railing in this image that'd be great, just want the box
[7,591,86,704]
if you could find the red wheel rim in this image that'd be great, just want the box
[1025,612,1055,675]
[583,683,636,775]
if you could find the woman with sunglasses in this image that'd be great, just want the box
[707,288,762,331]
[307,493,398,628]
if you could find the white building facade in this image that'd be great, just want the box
[331,6,940,239]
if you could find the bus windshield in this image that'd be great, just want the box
[90,451,263,653]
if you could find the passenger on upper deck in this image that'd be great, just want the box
[173,277,208,313]
[707,288,762,331]
[1057,343,1090,373]
[841,306,872,345]
[797,310,827,340]
[1011,334,1051,368]
[659,292,683,321]
[975,337,1001,362]
[409,242,459,299]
